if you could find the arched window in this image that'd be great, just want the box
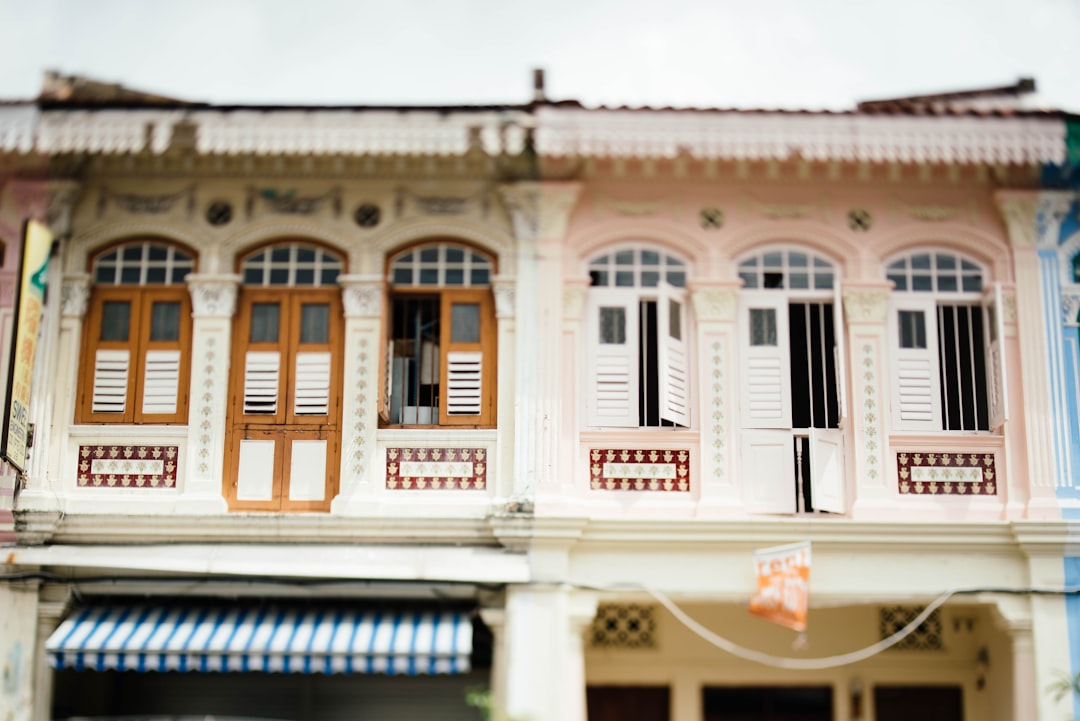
[886,250,1006,432]
[584,246,690,428]
[77,241,195,424]
[383,242,496,427]
[737,247,846,514]
[227,241,345,512]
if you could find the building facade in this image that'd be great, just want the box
[1,73,1079,721]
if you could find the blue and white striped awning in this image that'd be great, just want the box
[47,604,472,675]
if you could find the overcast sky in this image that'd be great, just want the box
[1,0,1078,112]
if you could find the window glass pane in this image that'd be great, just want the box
[446,247,465,262]
[100,301,131,341]
[763,252,782,268]
[789,252,808,267]
[96,266,117,284]
[750,308,777,346]
[295,268,315,286]
[912,274,933,292]
[898,310,926,349]
[888,272,906,291]
[250,303,280,343]
[911,254,931,270]
[669,300,682,341]
[615,271,634,287]
[590,270,608,287]
[321,268,340,286]
[470,268,490,286]
[146,267,166,284]
[445,268,465,286]
[149,301,181,342]
[269,268,289,285]
[814,257,830,268]
[938,275,957,292]
[667,271,686,288]
[396,252,413,264]
[121,246,143,261]
[147,245,168,261]
[471,252,487,265]
[450,303,481,343]
[641,250,660,265]
[962,274,983,292]
[419,268,438,285]
[171,267,191,284]
[789,272,809,289]
[419,247,439,262]
[599,307,626,344]
[814,272,833,290]
[614,250,634,265]
[247,252,265,265]
[739,271,757,289]
[296,247,315,262]
[244,268,263,285]
[270,247,290,263]
[299,304,330,344]
[936,253,956,270]
[120,267,141,284]
[393,268,412,285]
[641,270,660,287]
[763,272,784,289]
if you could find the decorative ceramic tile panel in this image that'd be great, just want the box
[78,445,179,488]
[879,606,943,651]
[591,604,656,649]
[896,451,996,495]
[385,447,487,490]
[589,449,690,492]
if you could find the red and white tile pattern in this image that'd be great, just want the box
[590,448,690,492]
[896,451,997,495]
[385,447,487,490]
[77,445,179,488]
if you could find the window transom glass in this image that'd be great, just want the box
[588,247,686,288]
[93,242,195,285]
[887,252,983,293]
[738,249,834,290]
[241,243,343,287]
[390,243,492,288]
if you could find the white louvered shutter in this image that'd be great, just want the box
[657,284,691,427]
[293,352,330,415]
[739,293,791,429]
[983,283,1009,429]
[140,350,180,415]
[91,349,130,414]
[809,427,846,513]
[833,284,848,427]
[890,295,941,431]
[243,351,281,415]
[586,290,639,427]
[446,351,483,415]
[741,428,796,513]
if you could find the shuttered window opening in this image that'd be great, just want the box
[385,245,497,428]
[78,266,194,426]
[585,246,690,429]
[293,352,332,415]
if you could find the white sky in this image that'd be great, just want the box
[1,0,1078,112]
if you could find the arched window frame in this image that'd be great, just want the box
[226,240,345,512]
[885,249,1007,433]
[583,244,691,429]
[77,240,196,425]
[382,241,497,428]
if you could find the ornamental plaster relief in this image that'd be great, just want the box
[842,287,891,325]
[890,198,978,225]
[491,277,516,319]
[1062,288,1080,327]
[187,275,240,318]
[498,183,582,240]
[338,275,382,318]
[1037,191,1077,247]
[690,287,738,323]
[60,276,91,319]
[97,185,196,219]
[994,192,1039,247]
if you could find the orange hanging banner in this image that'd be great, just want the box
[748,541,811,632]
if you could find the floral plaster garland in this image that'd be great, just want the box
[590,448,691,492]
[385,447,487,490]
[78,445,179,488]
[896,452,997,495]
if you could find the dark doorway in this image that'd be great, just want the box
[587,685,670,721]
[874,685,963,721]
[703,685,833,721]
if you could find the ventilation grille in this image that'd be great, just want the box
[590,604,656,649]
[879,606,943,651]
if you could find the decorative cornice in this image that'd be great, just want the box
[60,275,92,319]
[186,274,241,318]
[498,182,582,240]
[689,284,740,322]
[338,274,383,318]
[994,191,1039,248]
[842,285,893,325]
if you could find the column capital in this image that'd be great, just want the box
[1062,286,1080,327]
[563,278,589,322]
[689,281,741,323]
[843,283,894,325]
[994,191,1040,248]
[60,274,92,319]
[337,273,383,318]
[1037,191,1079,247]
[186,274,241,318]
[492,275,516,319]
[498,181,583,241]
